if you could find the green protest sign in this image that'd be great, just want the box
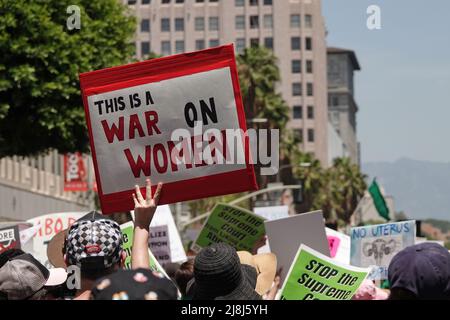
[191,203,266,253]
[280,244,370,300]
[120,222,165,274]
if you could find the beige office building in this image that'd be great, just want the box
[124,0,328,165]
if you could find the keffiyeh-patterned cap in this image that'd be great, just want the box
[65,211,123,270]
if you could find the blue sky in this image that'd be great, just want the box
[322,0,450,163]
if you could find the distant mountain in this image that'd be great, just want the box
[362,158,450,221]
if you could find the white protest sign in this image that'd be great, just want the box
[149,225,171,266]
[254,206,289,221]
[133,205,187,264]
[326,228,351,265]
[350,220,416,279]
[264,210,330,282]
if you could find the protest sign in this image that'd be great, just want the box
[326,228,351,265]
[149,225,171,266]
[64,153,88,192]
[0,225,21,254]
[191,203,266,253]
[148,205,187,263]
[79,44,257,214]
[265,211,330,282]
[350,220,416,279]
[280,244,370,300]
[120,222,168,278]
[254,205,289,221]
[27,212,85,267]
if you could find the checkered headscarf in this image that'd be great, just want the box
[65,212,123,270]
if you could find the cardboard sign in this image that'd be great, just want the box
[148,205,187,263]
[120,222,168,278]
[326,228,351,265]
[350,220,416,279]
[280,244,370,300]
[191,203,266,253]
[254,206,289,221]
[27,212,85,267]
[264,211,330,282]
[0,225,21,254]
[79,45,257,214]
[64,153,88,192]
[149,225,171,267]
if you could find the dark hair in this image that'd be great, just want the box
[81,264,119,281]
[174,260,194,296]
[0,249,25,268]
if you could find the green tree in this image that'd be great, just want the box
[0,0,136,157]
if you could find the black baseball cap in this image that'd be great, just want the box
[90,268,178,300]
[388,242,450,300]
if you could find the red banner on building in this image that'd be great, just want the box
[64,153,88,191]
[79,44,257,214]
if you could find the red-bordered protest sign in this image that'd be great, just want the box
[63,153,88,192]
[79,44,257,214]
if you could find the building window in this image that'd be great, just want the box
[236,38,245,54]
[293,106,302,119]
[307,106,314,119]
[128,0,137,4]
[307,83,313,96]
[175,0,184,3]
[307,129,315,142]
[264,37,273,50]
[209,0,218,2]
[291,37,301,50]
[293,83,302,96]
[142,0,151,5]
[332,96,339,106]
[195,17,205,31]
[235,15,245,30]
[161,0,170,4]
[250,15,259,29]
[263,14,273,29]
[175,40,185,53]
[264,0,272,4]
[141,42,150,56]
[292,60,301,73]
[306,37,312,50]
[161,18,170,32]
[250,38,259,47]
[196,39,205,50]
[306,60,313,73]
[141,19,150,32]
[290,14,300,28]
[236,0,244,6]
[294,129,303,142]
[305,14,312,28]
[209,39,219,47]
[250,0,258,5]
[196,0,205,2]
[161,41,171,56]
[175,18,184,31]
[209,17,219,31]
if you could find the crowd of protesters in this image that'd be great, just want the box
[0,179,449,300]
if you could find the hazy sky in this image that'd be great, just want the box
[322,0,450,163]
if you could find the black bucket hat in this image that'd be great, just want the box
[188,243,261,300]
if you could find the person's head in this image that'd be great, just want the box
[164,262,181,280]
[388,242,450,300]
[0,253,67,300]
[174,260,194,296]
[90,268,178,300]
[64,211,125,282]
[187,243,262,300]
